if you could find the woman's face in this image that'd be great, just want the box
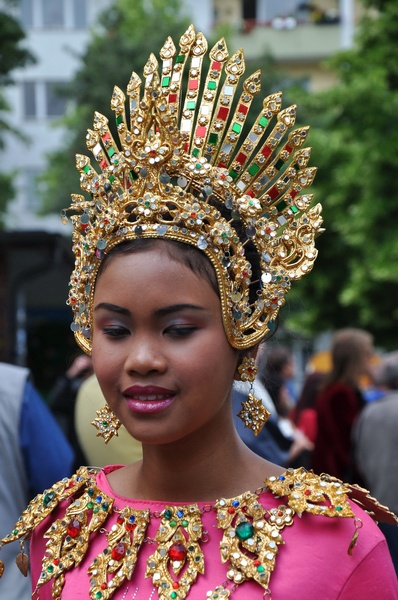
[91,247,239,446]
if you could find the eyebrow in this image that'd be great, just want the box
[93,302,205,317]
[94,302,131,315]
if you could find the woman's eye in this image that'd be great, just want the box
[165,326,197,337]
[102,326,129,338]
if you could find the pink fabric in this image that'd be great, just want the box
[30,465,398,599]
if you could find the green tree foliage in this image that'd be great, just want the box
[0,7,35,225]
[286,0,398,348]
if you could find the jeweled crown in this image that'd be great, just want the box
[64,25,323,353]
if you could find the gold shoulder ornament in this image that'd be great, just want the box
[1,467,396,599]
[62,24,323,354]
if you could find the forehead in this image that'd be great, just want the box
[94,248,219,306]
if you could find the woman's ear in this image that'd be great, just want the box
[233,345,260,381]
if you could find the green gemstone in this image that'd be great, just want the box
[336,505,343,511]
[276,200,286,212]
[102,421,108,427]
[229,170,238,181]
[257,565,265,573]
[182,520,189,527]
[187,101,196,110]
[87,502,94,509]
[95,593,102,599]
[93,507,99,514]
[171,593,177,599]
[175,54,185,64]
[162,76,171,87]
[13,529,18,536]
[109,175,115,183]
[208,133,218,146]
[192,148,200,158]
[83,165,91,174]
[107,147,115,157]
[291,205,299,213]
[130,170,138,181]
[232,122,242,134]
[235,521,255,541]
[207,81,216,90]
[259,116,269,128]
[248,163,260,176]
[115,115,123,125]
[275,158,284,170]
[164,509,173,519]
[195,163,202,169]
[170,519,177,527]
[47,565,54,573]
[43,492,55,507]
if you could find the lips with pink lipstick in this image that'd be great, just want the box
[123,385,176,414]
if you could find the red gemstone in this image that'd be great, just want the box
[67,519,81,538]
[169,93,177,103]
[168,543,187,562]
[227,507,235,514]
[111,543,126,560]
[117,516,124,524]
[217,107,229,121]
[304,489,311,496]
[172,582,180,589]
[236,152,247,165]
[101,583,108,590]
[53,559,60,566]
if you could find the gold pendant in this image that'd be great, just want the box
[215,491,286,592]
[88,507,150,599]
[266,468,354,518]
[0,467,92,548]
[146,504,204,599]
[37,482,114,598]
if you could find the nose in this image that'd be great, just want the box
[123,336,167,376]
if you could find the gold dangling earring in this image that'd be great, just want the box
[91,404,121,443]
[237,356,271,436]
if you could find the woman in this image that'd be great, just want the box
[0,26,396,600]
[312,328,373,482]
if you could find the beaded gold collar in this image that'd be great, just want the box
[1,467,396,599]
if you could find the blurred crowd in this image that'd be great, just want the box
[1,325,397,600]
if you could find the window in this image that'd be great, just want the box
[22,81,36,118]
[73,0,87,28]
[45,81,68,117]
[24,168,43,211]
[22,81,69,119]
[42,0,64,27]
[19,0,33,28]
[18,0,88,29]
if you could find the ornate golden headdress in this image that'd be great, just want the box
[64,25,323,353]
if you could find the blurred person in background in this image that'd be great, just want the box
[353,352,398,574]
[0,361,74,600]
[49,353,93,469]
[290,371,324,444]
[233,344,313,468]
[262,346,297,417]
[311,328,373,482]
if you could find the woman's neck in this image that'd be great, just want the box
[107,416,283,502]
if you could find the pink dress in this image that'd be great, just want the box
[28,465,397,600]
